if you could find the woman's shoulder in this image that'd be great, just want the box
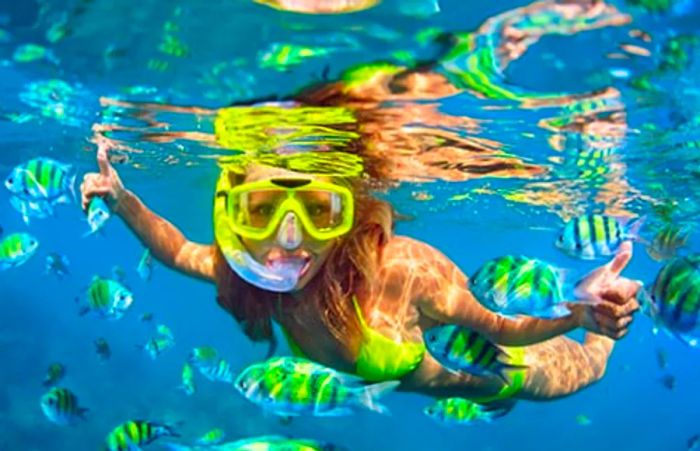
[383,235,447,261]
[381,235,462,280]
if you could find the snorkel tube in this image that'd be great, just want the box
[214,170,304,292]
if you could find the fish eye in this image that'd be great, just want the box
[47,398,55,405]
[238,380,247,390]
[30,240,37,246]
[6,178,12,185]
[23,188,30,195]
[428,335,436,343]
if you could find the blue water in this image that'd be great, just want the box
[2,0,700,450]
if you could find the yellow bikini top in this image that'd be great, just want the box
[281,296,426,382]
[280,296,527,403]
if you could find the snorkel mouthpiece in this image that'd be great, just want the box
[223,248,303,292]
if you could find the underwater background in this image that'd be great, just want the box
[1,0,700,449]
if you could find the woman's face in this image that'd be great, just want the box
[238,166,343,291]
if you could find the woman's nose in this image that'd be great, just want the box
[276,212,303,250]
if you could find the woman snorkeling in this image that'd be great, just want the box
[80,142,639,405]
[82,0,642,407]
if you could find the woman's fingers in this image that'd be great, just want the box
[97,145,112,176]
[607,241,633,275]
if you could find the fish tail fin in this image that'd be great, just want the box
[496,362,529,386]
[624,215,647,244]
[78,306,89,317]
[67,171,78,204]
[154,422,181,438]
[479,402,512,421]
[355,380,400,415]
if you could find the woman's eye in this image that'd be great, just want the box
[252,204,274,216]
[308,204,327,216]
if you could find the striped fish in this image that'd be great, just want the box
[40,387,88,425]
[42,362,65,387]
[141,336,175,360]
[179,362,195,396]
[556,214,644,260]
[646,224,690,261]
[0,232,39,270]
[234,356,399,417]
[199,358,235,384]
[640,254,700,347]
[423,325,527,383]
[424,397,510,426]
[162,435,344,451]
[103,420,179,451]
[470,255,569,318]
[78,276,133,320]
[4,157,76,204]
[188,346,219,368]
[85,197,111,236]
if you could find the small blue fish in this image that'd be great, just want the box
[137,248,153,281]
[45,252,70,278]
[85,197,110,236]
[556,214,644,260]
[0,232,39,270]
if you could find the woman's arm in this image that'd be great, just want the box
[400,331,615,401]
[81,143,216,282]
[409,238,638,346]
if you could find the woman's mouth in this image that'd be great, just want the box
[266,254,312,278]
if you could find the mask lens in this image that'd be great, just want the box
[296,190,344,230]
[232,189,286,230]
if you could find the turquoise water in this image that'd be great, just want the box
[2,0,700,449]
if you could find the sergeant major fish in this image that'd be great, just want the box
[424,397,509,426]
[0,232,39,270]
[40,387,88,425]
[78,276,133,320]
[556,214,644,260]
[424,324,527,383]
[103,420,179,451]
[470,255,570,318]
[234,356,399,417]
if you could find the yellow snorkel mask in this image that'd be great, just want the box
[214,171,354,292]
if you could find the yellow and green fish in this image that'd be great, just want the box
[640,253,700,347]
[470,255,569,318]
[179,362,195,396]
[556,214,644,260]
[78,276,134,320]
[424,325,527,383]
[646,224,690,261]
[234,356,399,417]
[40,387,88,425]
[195,428,225,446]
[0,232,39,270]
[424,398,509,426]
[162,434,343,451]
[103,420,179,451]
[42,362,65,387]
